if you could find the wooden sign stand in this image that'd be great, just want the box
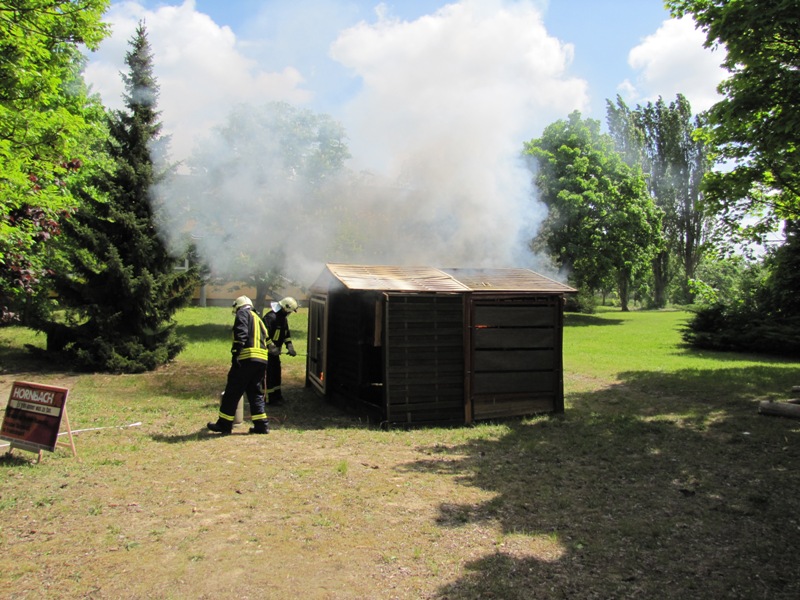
[1,381,77,463]
[6,405,77,463]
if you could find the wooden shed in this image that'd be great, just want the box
[305,264,575,427]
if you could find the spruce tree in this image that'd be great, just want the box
[44,22,197,373]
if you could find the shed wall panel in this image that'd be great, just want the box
[473,396,555,420]
[384,294,465,425]
[474,328,555,349]
[469,295,564,419]
[473,371,555,394]
[474,349,555,371]
[474,305,556,327]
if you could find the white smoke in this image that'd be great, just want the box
[320,0,586,278]
[89,1,591,285]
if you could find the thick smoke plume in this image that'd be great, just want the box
[145,1,589,286]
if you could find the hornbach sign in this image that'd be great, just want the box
[1,381,69,453]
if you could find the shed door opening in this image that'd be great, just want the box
[307,296,327,395]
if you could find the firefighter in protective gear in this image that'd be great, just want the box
[262,296,298,406]
[207,295,270,434]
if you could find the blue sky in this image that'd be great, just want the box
[83,0,728,277]
[86,0,725,162]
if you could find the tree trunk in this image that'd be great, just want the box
[617,273,630,312]
[254,281,269,315]
[652,251,669,308]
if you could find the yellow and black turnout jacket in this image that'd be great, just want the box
[231,307,269,362]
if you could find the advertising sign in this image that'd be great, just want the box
[0,381,69,453]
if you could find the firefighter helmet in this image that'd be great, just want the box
[279,297,299,313]
[232,295,253,312]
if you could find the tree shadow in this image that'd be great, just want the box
[0,339,74,376]
[398,364,800,599]
[564,313,625,327]
[175,323,230,343]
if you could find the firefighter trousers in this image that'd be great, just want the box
[266,354,283,401]
[219,360,268,421]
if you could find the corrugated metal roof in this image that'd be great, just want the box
[442,267,575,293]
[312,264,575,294]
[316,264,471,292]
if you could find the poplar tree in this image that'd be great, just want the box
[607,94,713,306]
[44,22,197,372]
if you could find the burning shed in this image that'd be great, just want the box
[306,264,576,427]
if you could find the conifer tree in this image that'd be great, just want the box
[44,22,197,372]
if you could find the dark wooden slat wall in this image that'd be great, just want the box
[384,294,465,425]
[470,296,563,420]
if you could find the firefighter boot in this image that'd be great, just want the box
[249,419,270,435]
[207,418,233,434]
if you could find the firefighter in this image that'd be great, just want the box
[207,295,270,435]
[263,296,298,406]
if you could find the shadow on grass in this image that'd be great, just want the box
[150,427,289,444]
[148,384,365,446]
[0,452,35,467]
[396,363,800,599]
[564,313,625,327]
[176,323,230,343]
[0,341,71,376]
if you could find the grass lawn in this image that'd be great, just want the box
[1,306,799,599]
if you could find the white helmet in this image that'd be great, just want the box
[232,295,253,312]
[278,297,298,313]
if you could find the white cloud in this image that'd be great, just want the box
[84,0,311,160]
[619,16,727,112]
[333,0,586,169]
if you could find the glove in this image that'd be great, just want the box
[268,343,280,356]
[231,348,240,367]
[286,342,297,357]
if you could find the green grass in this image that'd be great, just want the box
[1,306,799,599]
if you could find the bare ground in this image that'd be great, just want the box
[2,363,800,599]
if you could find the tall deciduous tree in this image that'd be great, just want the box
[0,0,109,322]
[43,22,197,372]
[667,0,800,237]
[607,94,713,306]
[668,0,800,355]
[524,111,662,311]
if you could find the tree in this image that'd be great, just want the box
[176,101,350,313]
[668,0,800,354]
[42,22,197,372]
[0,0,109,322]
[667,0,800,238]
[607,94,714,306]
[683,224,800,355]
[524,111,663,311]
